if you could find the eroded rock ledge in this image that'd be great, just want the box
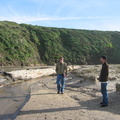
[0,66,80,87]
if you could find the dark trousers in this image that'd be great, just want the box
[101,82,108,105]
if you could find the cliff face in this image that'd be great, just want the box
[0,21,120,66]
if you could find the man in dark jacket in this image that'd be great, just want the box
[99,56,109,107]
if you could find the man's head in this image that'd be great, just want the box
[100,56,107,64]
[59,57,64,63]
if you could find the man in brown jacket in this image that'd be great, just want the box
[99,56,109,107]
[56,57,67,94]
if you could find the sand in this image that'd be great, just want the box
[15,71,120,120]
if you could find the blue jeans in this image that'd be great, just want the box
[56,74,65,93]
[101,83,108,105]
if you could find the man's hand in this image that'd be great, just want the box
[64,73,67,78]
[97,76,100,81]
[97,77,99,80]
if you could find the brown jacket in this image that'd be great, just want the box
[56,62,67,75]
[99,62,109,82]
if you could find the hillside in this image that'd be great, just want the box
[0,21,120,66]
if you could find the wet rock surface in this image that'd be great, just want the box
[72,64,120,82]
[116,83,120,91]
[0,65,80,88]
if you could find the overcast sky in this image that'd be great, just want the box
[0,0,120,31]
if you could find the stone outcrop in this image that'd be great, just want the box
[0,66,80,85]
[116,83,120,91]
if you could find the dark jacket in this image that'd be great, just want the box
[99,62,109,82]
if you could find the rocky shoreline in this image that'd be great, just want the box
[0,65,120,91]
[72,64,120,91]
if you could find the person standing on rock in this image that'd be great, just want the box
[99,56,109,107]
[56,57,67,94]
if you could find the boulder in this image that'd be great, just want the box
[67,66,73,71]
[83,75,98,82]
[116,83,120,91]
[7,68,56,80]
[109,76,119,81]
[0,78,7,83]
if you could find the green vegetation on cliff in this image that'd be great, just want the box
[0,21,120,66]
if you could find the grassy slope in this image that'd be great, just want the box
[0,21,120,66]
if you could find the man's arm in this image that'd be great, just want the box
[105,65,109,76]
[56,63,58,74]
[65,63,67,76]
[101,64,109,81]
[103,64,109,77]
[99,63,108,81]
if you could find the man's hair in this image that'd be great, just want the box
[59,56,64,60]
[101,56,107,61]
